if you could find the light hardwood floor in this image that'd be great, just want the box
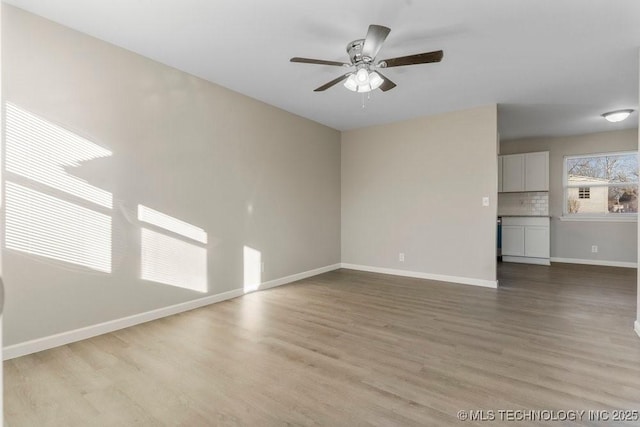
[5,263,640,426]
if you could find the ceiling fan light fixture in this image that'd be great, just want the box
[343,74,358,92]
[292,24,444,93]
[602,109,634,123]
[368,71,383,90]
[356,68,370,84]
[344,69,383,93]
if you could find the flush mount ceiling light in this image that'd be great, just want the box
[602,109,634,123]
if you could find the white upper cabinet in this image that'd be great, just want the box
[524,152,549,191]
[502,154,525,192]
[498,151,549,192]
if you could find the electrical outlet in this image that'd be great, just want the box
[591,245,598,253]
[482,197,490,207]
[399,253,405,262]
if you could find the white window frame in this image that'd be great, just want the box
[562,151,638,222]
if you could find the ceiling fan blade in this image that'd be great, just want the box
[314,73,352,92]
[290,57,350,67]
[376,72,397,92]
[362,25,391,60]
[379,50,444,68]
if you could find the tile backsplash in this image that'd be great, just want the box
[498,192,549,216]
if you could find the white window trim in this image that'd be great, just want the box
[562,150,639,222]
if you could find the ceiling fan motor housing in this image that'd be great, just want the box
[347,39,371,65]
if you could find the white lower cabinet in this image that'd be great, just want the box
[501,217,550,265]
[524,226,550,258]
[502,225,525,256]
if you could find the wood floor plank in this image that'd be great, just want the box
[5,262,640,426]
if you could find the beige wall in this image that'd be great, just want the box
[501,129,638,264]
[341,105,498,285]
[2,6,341,346]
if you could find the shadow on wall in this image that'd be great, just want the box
[4,102,209,293]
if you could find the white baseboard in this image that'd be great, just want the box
[3,263,341,360]
[635,321,640,339]
[257,263,341,291]
[3,288,242,360]
[340,263,497,289]
[550,257,637,269]
[503,256,551,266]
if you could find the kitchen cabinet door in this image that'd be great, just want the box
[524,226,550,258]
[525,152,549,191]
[502,154,525,192]
[502,225,525,256]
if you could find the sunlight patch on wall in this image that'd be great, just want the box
[5,102,113,208]
[138,205,207,244]
[4,103,114,272]
[140,228,207,293]
[243,246,262,293]
[5,182,112,273]
[138,205,208,292]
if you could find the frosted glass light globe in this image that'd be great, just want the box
[356,68,369,84]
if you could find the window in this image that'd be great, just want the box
[578,187,590,199]
[564,151,638,217]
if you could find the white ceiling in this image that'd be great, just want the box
[5,0,640,140]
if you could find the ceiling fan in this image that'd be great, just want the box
[290,24,443,93]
